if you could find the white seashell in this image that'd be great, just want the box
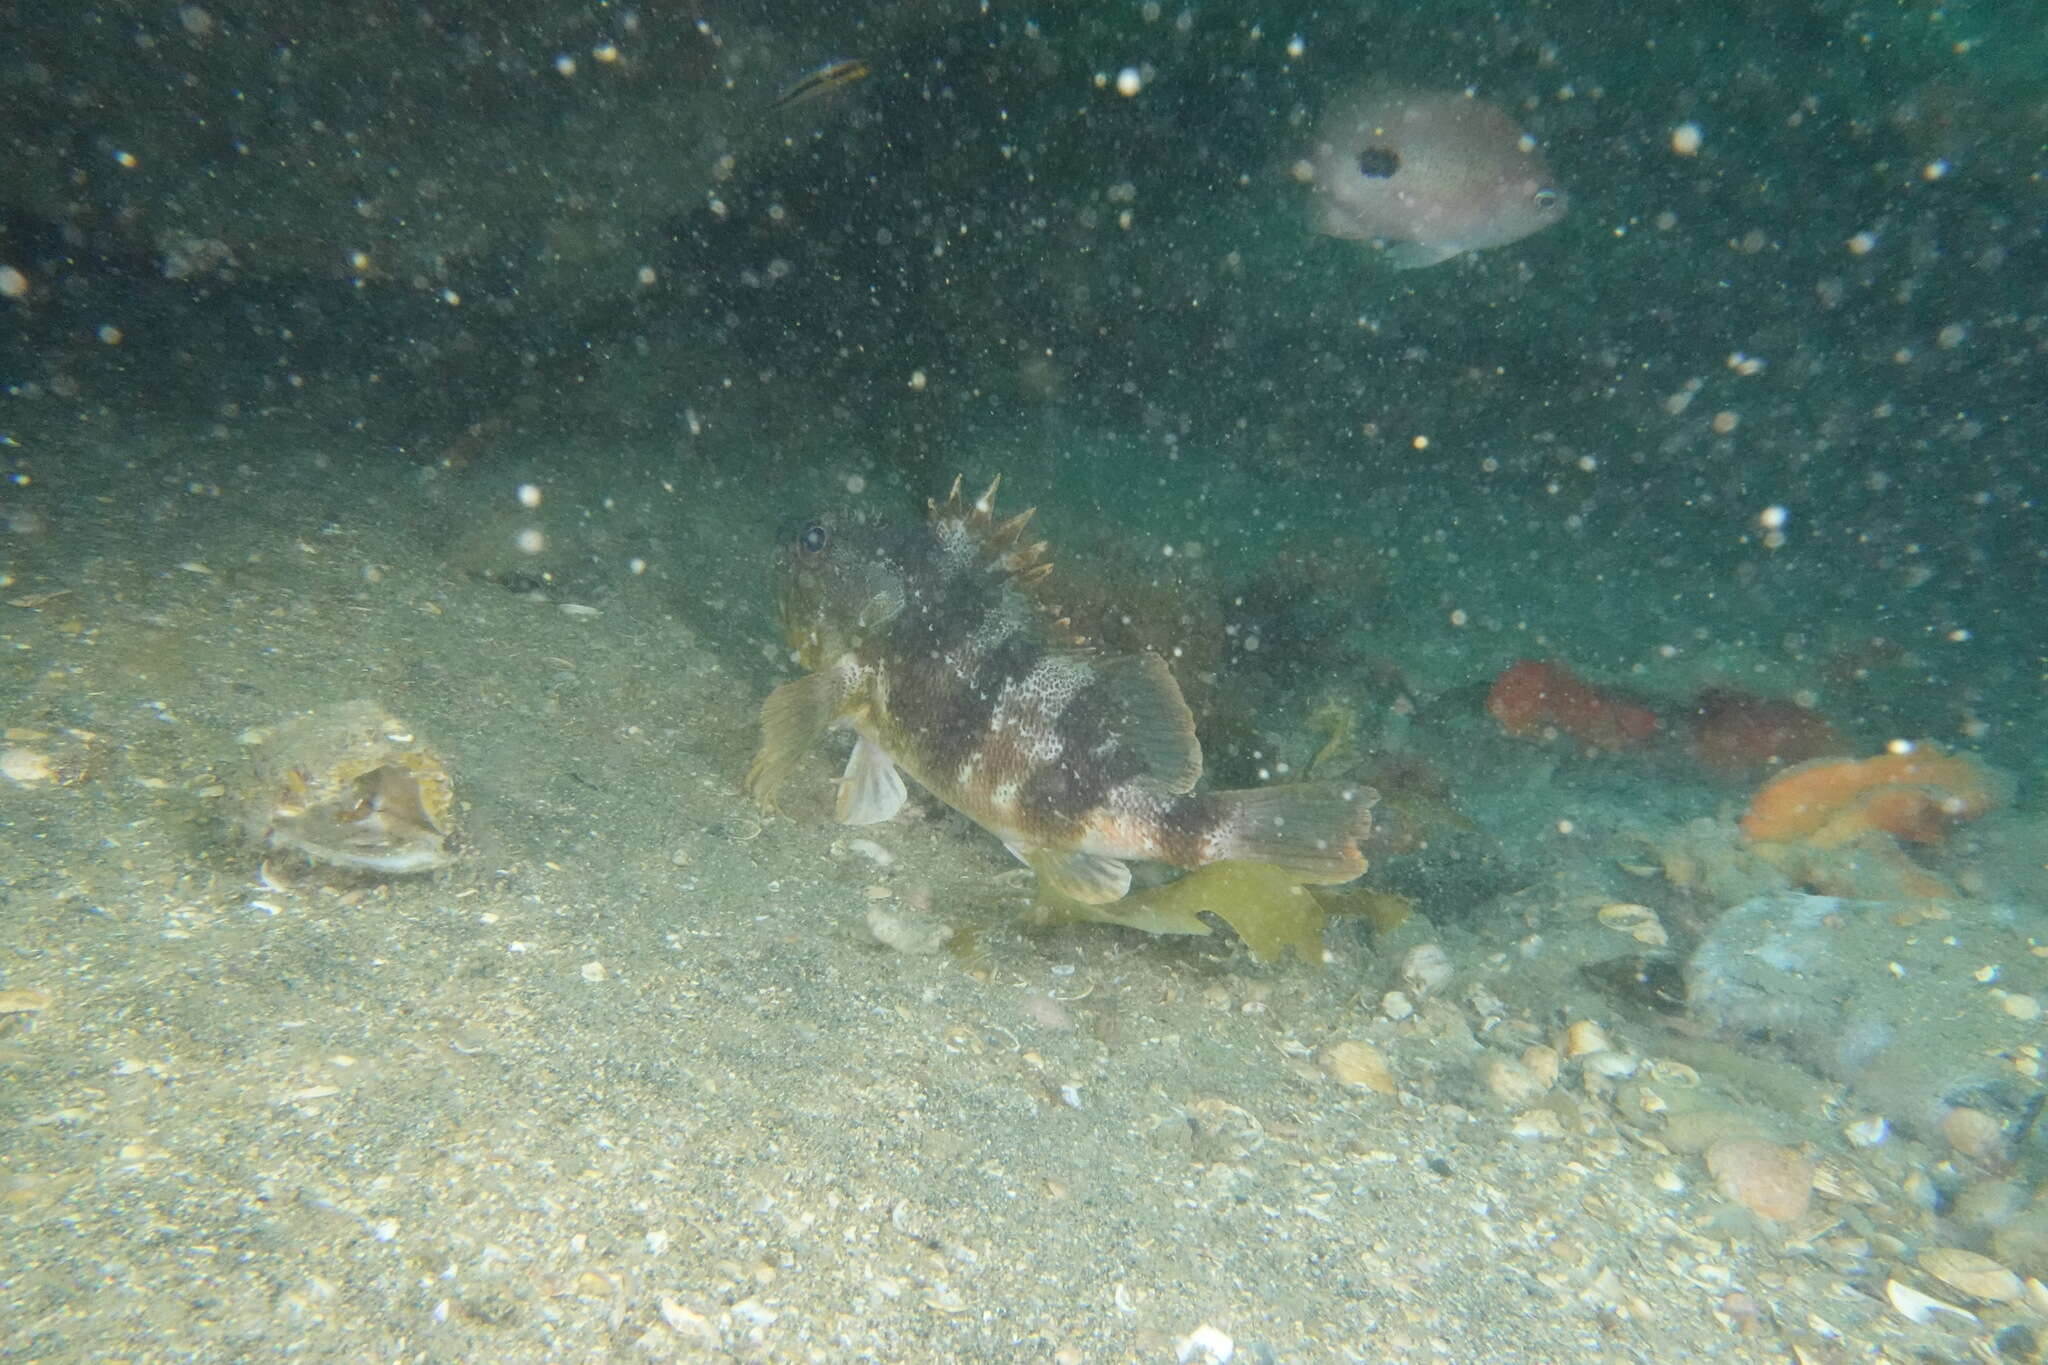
[1597,901,1668,947]
[1176,1324,1235,1364]
[1401,943,1453,997]
[1884,1278,1977,1326]
[1380,990,1414,1021]
[1843,1116,1889,1148]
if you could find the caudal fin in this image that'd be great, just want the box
[1206,782,1377,884]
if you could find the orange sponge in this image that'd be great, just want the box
[1740,749,1999,846]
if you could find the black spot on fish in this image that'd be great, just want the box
[1356,145,1401,179]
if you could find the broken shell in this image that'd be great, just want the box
[1401,943,1452,997]
[1562,1020,1613,1059]
[1597,902,1668,947]
[240,700,455,874]
[1706,1137,1815,1222]
[1645,1058,1699,1088]
[1379,990,1414,1022]
[1842,1116,1889,1148]
[1811,1161,1881,1206]
[1322,1040,1396,1095]
[1884,1277,1977,1327]
[1917,1247,2023,1303]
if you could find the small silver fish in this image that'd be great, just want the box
[773,58,871,111]
[1308,87,1567,269]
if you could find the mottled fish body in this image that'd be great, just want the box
[1309,86,1567,269]
[747,478,1375,904]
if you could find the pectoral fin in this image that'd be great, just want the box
[1026,848,1133,904]
[745,671,845,810]
[836,736,907,824]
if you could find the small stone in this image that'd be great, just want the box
[1510,1109,1566,1140]
[2003,993,2041,1021]
[579,961,608,983]
[1380,990,1414,1021]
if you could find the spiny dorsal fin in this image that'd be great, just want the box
[931,474,1057,599]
